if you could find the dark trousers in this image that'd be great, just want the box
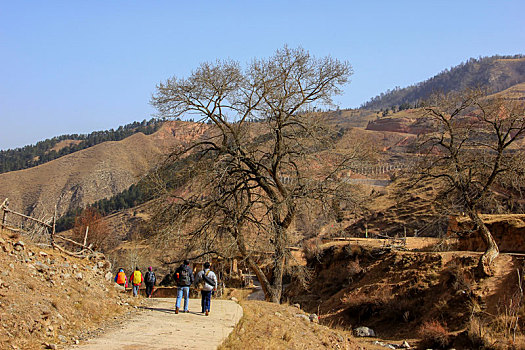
[146,283,154,297]
[201,290,212,312]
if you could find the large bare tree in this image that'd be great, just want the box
[416,89,525,276]
[150,47,355,302]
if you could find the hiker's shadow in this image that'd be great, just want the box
[138,307,207,316]
[139,306,177,314]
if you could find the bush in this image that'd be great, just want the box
[418,319,450,349]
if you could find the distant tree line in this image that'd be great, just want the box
[0,118,165,174]
[361,54,525,110]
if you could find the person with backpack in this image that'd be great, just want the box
[129,267,143,297]
[114,268,128,289]
[174,260,194,314]
[144,266,156,298]
[194,262,217,316]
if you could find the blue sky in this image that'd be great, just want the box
[0,0,523,150]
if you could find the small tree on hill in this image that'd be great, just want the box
[151,46,358,302]
[416,89,525,276]
[72,207,110,252]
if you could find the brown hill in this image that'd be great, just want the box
[0,121,207,219]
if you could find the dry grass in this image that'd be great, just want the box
[219,300,357,350]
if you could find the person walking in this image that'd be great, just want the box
[114,268,128,289]
[144,266,156,298]
[129,267,143,297]
[195,262,217,316]
[174,260,193,314]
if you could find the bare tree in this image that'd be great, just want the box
[150,46,356,302]
[72,207,111,252]
[416,89,525,276]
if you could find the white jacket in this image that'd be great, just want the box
[196,269,217,291]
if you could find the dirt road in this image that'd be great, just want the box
[71,298,243,350]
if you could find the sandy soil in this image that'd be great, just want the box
[71,298,243,350]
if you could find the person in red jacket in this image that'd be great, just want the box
[129,267,143,297]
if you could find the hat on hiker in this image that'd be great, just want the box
[148,266,152,271]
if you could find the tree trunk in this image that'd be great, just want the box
[232,227,275,301]
[468,211,499,276]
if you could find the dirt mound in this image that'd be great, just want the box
[286,243,525,348]
[220,300,359,350]
[0,229,135,349]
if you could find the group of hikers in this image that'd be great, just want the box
[114,266,157,297]
[113,260,218,316]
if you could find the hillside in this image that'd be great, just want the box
[0,121,208,219]
[361,55,525,110]
[286,242,525,349]
[0,119,163,174]
[0,228,137,349]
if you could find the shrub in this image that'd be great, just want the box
[418,319,450,349]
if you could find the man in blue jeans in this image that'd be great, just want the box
[195,262,217,316]
[174,260,194,314]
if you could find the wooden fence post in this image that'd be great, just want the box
[51,205,57,248]
[1,198,9,229]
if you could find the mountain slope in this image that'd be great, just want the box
[362,55,525,109]
[0,121,207,219]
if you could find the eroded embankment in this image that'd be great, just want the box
[286,243,525,348]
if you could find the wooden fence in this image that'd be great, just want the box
[1,198,94,257]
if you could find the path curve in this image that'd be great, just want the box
[71,298,243,350]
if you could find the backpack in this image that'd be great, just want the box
[178,266,191,286]
[132,271,142,285]
[146,271,156,284]
[197,270,212,290]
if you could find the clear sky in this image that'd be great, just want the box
[0,0,523,150]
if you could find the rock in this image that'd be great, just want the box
[230,297,238,302]
[75,272,83,280]
[105,271,113,280]
[274,312,283,317]
[72,264,78,269]
[309,313,319,323]
[401,340,411,348]
[58,335,67,343]
[354,326,376,337]
[14,241,25,250]
[35,261,49,272]
[114,284,125,292]
[295,314,310,322]
[43,343,57,350]
[9,263,14,269]
[39,251,48,257]
[293,303,301,309]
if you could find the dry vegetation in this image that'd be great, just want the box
[219,300,360,350]
[0,228,138,349]
[287,242,525,349]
